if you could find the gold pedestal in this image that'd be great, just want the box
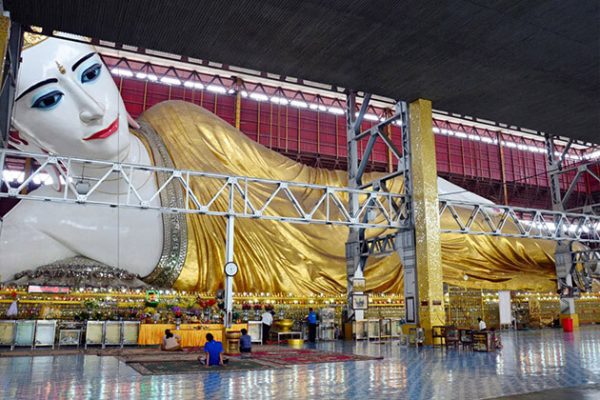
[222,329,242,355]
[288,338,304,349]
[275,319,294,332]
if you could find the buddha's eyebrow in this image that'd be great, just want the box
[15,78,58,101]
[71,52,96,71]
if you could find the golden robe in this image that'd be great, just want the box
[141,101,556,295]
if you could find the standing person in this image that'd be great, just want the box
[307,308,318,343]
[202,333,224,366]
[478,317,487,331]
[261,310,273,344]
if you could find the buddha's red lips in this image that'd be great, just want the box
[83,117,119,141]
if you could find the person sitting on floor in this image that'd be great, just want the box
[200,333,224,366]
[161,329,182,351]
[490,328,503,349]
[239,328,252,356]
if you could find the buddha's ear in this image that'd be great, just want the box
[127,111,140,129]
[9,119,45,154]
[9,119,62,192]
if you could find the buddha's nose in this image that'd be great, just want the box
[79,100,104,123]
[69,83,105,123]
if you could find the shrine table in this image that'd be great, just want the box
[137,323,247,347]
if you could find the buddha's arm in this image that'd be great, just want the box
[141,101,556,294]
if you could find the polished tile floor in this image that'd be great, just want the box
[1,327,600,400]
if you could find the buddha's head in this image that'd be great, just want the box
[10,35,130,161]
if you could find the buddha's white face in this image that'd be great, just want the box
[12,37,129,160]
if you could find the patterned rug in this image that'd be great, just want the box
[250,349,382,365]
[128,359,278,376]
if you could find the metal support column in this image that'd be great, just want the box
[545,134,579,326]
[345,91,367,321]
[393,100,419,326]
[224,214,235,328]
[344,91,413,323]
[0,16,20,146]
[545,134,565,211]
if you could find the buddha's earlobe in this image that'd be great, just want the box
[9,119,43,153]
[9,119,62,192]
[127,112,140,129]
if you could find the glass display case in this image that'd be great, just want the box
[123,321,140,345]
[367,319,380,340]
[248,321,262,344]
[85,321,105,348]
[104,321,122,346]
[58,329,81,348]
[353,320,368,340]
[0,320,16,347]
[319,322,336,340]
[15,320,35,348]
[390,319,403,339]
[34,320,57,348]
[380,319,392,339]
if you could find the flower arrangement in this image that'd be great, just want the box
[265,303,275,311]
[83,298,99,310]
[172,305,182,318]
[242,303,252,311]
[253,303,263,311]
[190,307,202,317]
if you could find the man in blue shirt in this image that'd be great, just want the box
[307,308,318,343]
[202,333,224,366]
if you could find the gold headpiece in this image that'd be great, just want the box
[55,61,66,74]
[22,31,48,50]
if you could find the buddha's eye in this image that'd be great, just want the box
[81,63,101,83]
[31,90,63,110]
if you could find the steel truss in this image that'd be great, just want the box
[0,149,409,230]
[439,200,600,243]
[360,233,398,257]
[359,201,600,259]
[545,134,600,214]
[344,91,411,321]
[544,134,600,309]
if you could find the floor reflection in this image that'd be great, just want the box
[1,327,600,399]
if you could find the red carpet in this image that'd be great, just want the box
[250,349,382,365]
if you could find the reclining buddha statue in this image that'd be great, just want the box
[0,35,557,294]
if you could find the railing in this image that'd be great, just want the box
[0,148,408,230]
[3,148,599,243]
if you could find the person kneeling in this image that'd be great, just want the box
[161,329,182,351]
[239,328,252,358]
[199,333,225,366]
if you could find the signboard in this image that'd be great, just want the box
[352,294,368,310]
[352,278,366,293]
[499,291,512,325]
[145,290,160,306]
[28,285,70,294]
